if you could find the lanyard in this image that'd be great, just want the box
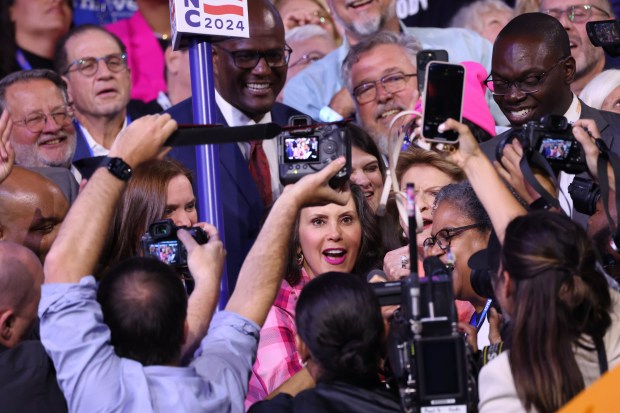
[470,298,492,330]
[15,50,32,70]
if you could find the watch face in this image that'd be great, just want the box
[107,157,132,181]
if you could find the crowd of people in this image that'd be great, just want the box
[2,0,620,412]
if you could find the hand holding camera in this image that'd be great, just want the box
[177,222,225,289]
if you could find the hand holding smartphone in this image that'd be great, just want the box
[421,61,466,144]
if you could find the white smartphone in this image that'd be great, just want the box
[421,61,466,144]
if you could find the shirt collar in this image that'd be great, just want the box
[214,89,271,126]
[563,93,581,124]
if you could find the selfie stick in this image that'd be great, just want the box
[170,1,251,307]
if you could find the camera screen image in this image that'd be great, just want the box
[593,21,620,44]
[283,137,320,163]
[148,240,180,266]
[539,138,573,161]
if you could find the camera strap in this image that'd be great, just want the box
[595,139,620,249]
[594,334,608,376]
[519,151,562,210]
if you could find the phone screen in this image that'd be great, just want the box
[422,62,465,143]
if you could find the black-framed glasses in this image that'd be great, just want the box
[352,72,417,104]
[483,57,568,96]
[63,53,128,76]
[289,51,325,69]
[543,4,610,23]
[423,223,484,251]
[13,107,74,133]
[214,45,293,69]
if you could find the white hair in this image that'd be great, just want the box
[285,24,334,45]
[450,0,514,33]
[579,69,620,110]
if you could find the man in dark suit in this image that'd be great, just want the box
[480,13,620,222]
[166,0,304,294]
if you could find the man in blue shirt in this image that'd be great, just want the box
[38,113,351,412]
[282,0,507,125]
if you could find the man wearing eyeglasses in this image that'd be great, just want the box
[280,0,506,127]
[55,25,135,162]
[480,12,620,223]
[0,70,76,174]
[540,1,615,95]
[166,0,305,295]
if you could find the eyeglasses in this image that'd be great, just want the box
[63,53,128,76]
[13,108,74,133]
[422,223,484,251]
[214,45,293,69]
[483,57,568,96]
[543,4,610,23]
[289,51,325,69]
[352,72,417,104]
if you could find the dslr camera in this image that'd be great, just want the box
[141,219,209,269]
[496,115,587,174]
[587,19,620,57]
[278,115,351,188]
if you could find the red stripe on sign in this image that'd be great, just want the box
[203,4,244,16]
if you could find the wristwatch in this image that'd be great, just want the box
[102,156,133,181]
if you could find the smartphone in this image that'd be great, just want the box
[421,61,465,144]
[416,49,449,95]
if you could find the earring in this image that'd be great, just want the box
[296,251,304,266]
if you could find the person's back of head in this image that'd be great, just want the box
[499,210,612,412]
[97,257,188,366]
[295,272,384,385]
[579,69,620,111]
[0,241,44,348]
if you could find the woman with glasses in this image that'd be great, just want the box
[0,0,73,79]
[425,181,493,348]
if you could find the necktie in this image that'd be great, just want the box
[248,140,273,207]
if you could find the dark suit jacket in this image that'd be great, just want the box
[480,101,620,225]
[165,97,303,295]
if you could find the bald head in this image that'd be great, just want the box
[0,241,44,348]
[495,12,571,59]
[0,167,69,262]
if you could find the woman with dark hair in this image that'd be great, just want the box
[480,211,620,412]
[245,184,383,407]
[347,122,404,253]
[0,0,72,79]
[347,123,386,214]
[102,158,197,269]
[425,118,620,412]
[248,272,400,413]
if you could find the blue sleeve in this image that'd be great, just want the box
[282,47,347,120]
[191,311,260,413]
[38,277,148,413]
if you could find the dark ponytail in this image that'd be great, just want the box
[295,272,385,386]
[501,211,611,412]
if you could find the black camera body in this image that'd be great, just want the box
[141,219,209,268]
[278,115,351,188]
[371,257,475,412]
[569,176,601,216]
[496,115,587,174]
[587,19,620,57]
